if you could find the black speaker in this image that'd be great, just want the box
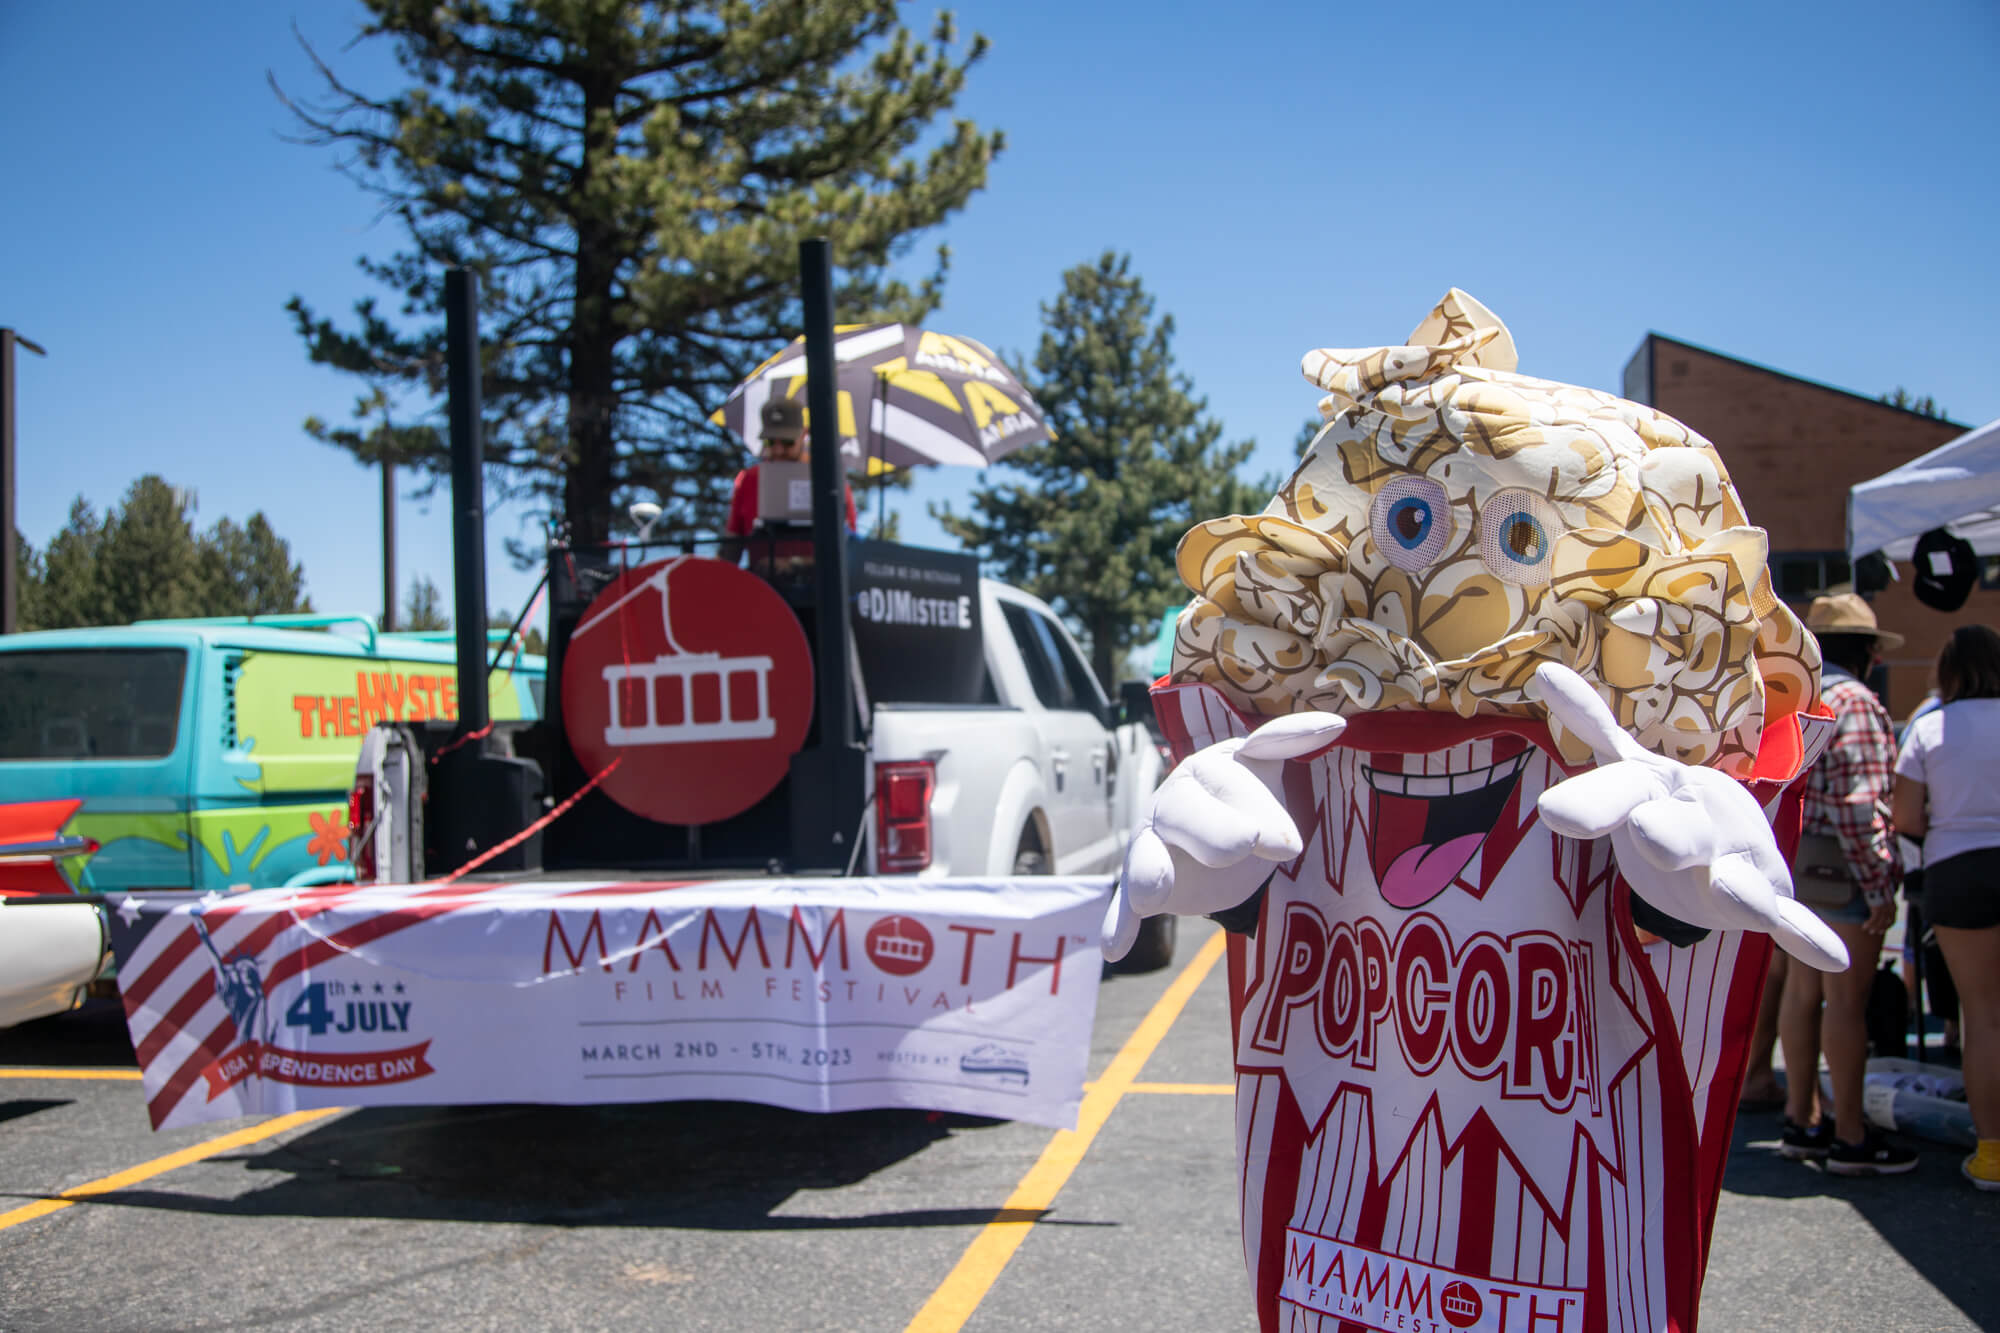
[427,746,544,875]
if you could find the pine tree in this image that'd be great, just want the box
[13,529,49,632]
[935,253,1269,688]
[92,478,211,625]
[32,500,108,629]
[401,576,451,631]
[14,480,312,629]
[199,514,312,618]
[489,609,547,656]
[1879,386,1949,420]
[282,0,1001,548]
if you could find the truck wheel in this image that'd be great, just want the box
[1012,844,1047,876]
[1109,913,1177,975]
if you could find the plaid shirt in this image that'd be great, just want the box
[1804,670,1902,906]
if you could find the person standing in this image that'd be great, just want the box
[722,396,857,566]
[1777,593,1918,1174]
[1892,623,2000,1192]
[1897,687,1962,1057]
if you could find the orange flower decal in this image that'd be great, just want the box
[307,809,350,866]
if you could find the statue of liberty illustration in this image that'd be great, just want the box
[193,913,270,1048]
[572,556,777,746]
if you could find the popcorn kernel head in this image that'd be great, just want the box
[1170,289,1820,773]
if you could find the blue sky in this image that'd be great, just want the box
[3,1,1996,628]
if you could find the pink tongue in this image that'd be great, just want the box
[1378,833,1487,909]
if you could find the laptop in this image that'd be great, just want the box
[756,459,815,525]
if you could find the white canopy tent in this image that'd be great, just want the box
[1848,416,2000,561]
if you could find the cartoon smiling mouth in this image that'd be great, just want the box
[1363,736,1531,908]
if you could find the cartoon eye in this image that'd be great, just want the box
[1368,476,1454,572]
[1477,489,1565,585]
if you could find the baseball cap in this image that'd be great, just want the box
[1911,527,1976,612]
[759,397,805,440]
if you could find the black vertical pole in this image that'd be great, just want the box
[787,240,866,872]
[0,330,16,635]
[381,459,398,631]
[445,270,490,735]
[0,331,45,635]
[799,239,853,753]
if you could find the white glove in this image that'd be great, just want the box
[1103,711,1346,961]
[1530,662,1849,973]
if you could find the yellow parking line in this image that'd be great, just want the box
[0,1068,142,1080]
[904,930,1227,1333]
[0,1107,343,1233]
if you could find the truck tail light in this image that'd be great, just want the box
[347,774,376,882]
[874,761,935,874]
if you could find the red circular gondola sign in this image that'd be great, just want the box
[865,916,935,976]
[561,557,813,826]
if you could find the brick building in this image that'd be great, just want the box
[1623,334,1981,718]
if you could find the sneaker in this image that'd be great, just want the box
[1825,1134,1919,1176]
[1963,1154,2000,1192]
[1778,1119,1834,1160]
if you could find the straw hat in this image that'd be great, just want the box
[1803,592,1905,650]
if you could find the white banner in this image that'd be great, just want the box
[109,876,1112,1132]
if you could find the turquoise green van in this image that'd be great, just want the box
[0,615,544,894]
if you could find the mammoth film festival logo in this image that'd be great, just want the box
[563,557,815,827]
[864,915,933,975]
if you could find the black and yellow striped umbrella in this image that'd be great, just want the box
[712,323,1052,472]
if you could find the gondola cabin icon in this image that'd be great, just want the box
[875,930,925,963]
[573,557,777,746]
[1438,1281,1484,1328]
[865,915,934,976]
[560,556,813,827]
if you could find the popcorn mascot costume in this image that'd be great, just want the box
[1105,291,1849,1333]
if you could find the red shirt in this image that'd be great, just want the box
[725,464,858,537]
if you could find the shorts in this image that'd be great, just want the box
[1920,847,2000,931]
[1809,889,1873,925]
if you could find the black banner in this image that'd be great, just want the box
[848,539,986,705]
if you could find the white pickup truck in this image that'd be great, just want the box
[868,579,1161,880]
[351,546,1178,971]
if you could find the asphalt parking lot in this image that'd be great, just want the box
[0,922,1253,1332]
[1,919,1995,1331]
